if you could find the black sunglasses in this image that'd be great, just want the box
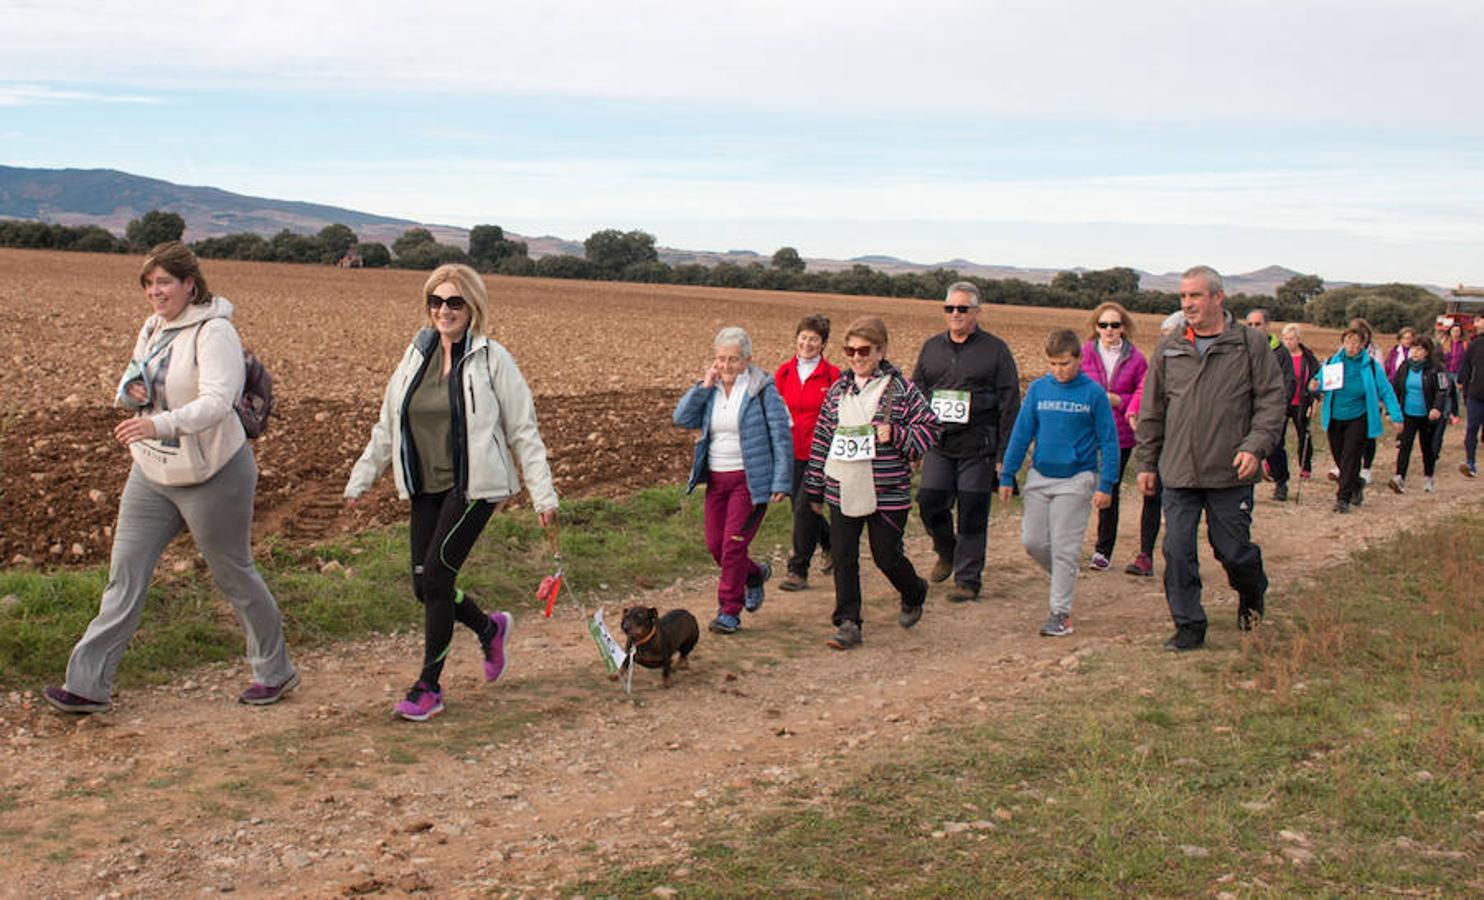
[1096,320,1123,329]
[427,294,467,311]
[841,345,876,357]
[943,304,975,314]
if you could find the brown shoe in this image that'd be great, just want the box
[946,583,980,603]
[929,555,954,583]
[820,557,834,576]
[778,572,808,592]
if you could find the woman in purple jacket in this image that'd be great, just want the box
[1080,302,1148,572]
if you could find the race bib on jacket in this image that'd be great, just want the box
[930,389,970,424]
[828,424,877,462]
[1321,363,1344,391]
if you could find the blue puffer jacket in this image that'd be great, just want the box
[674,365,794,504]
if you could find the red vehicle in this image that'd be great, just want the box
[1436,285,1484,334]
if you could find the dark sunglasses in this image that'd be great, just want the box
[841,345,876,358]
[1096,320,1123,330]
[427,294,467,311]
[943,304,975,314]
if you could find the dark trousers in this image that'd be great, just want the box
[1267,410,1291,484]
[828,505,925,626]
[1161,485,1268,627]
[1432,379,1458,460]
[1327,416,1368,503]
[917,450,995,591]
[1395,415,1438,479]
[1094,447,1133,556]
[786,459,830,576]
[410,490,498,687]
[1466,397,1484,467]
[1288,405,1315,474]
[1139,473,1163,556]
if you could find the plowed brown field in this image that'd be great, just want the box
[1,248,1174,566]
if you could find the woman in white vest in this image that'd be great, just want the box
[44,242,298,714]
[345,264,558,722]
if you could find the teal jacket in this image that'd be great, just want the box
[1317,349,1402,438]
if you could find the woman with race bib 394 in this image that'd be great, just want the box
[805,316,940,650]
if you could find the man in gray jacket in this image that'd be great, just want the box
[1135,266,1287,650]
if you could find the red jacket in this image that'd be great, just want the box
[774,355,841,461]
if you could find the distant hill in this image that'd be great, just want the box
[0,164,1378,296]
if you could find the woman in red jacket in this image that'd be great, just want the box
[776,314,841,591]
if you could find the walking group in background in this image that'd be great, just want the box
[42,245,1482,720]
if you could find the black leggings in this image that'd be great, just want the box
[1094,447,1133,557]
[410,490,499,688]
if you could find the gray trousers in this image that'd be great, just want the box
[64,445,296,700]
[1020,469,1095,615]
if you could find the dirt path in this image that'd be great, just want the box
[3,468,1479,898]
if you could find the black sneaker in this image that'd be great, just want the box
[1353,482,1365,506]
[826,620,863,650]
[1162,623,1206,652]
[43,685,111,714]
[1237,606,1263,632]
[1272,482,1288,502]
[928,555,953,583]
[1333,499,1351,514]
[899,604,923,629]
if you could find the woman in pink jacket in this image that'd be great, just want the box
[1080,302,1147,573]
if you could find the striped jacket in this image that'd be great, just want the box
[804,361,940,511]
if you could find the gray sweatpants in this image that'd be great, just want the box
[64,444,296,701]
[1020,468,1096,616]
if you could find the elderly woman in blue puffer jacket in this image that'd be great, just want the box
[674,326,793,635]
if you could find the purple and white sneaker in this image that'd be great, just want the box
[483,611,513,683]
[43,685,111,714]
[395,681,444,722]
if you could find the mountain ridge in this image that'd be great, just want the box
[1,164,1343,295]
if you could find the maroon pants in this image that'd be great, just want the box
[704,469,766,616]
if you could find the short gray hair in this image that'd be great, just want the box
[1181,265,1224,296]
[1246,307,1269,324]
[713,326,752,359]
[945,281,982,305]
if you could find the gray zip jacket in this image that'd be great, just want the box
[1134,313,1287,490]
[345,329,558,512]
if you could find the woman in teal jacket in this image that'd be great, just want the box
[1312,327,1402,513]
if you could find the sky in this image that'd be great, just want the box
[3,0,1482,285]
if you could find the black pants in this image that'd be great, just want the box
[1288,405,1315,474]
[1266,408,1291,484]
[786,459,830,576]
[917,450,995,591]
[1396,415,1438,479]
[1327,416,1368,503]
[1139,472,1163,556]
[1094,447,1133,557]
[828,505,925,627]
[1161,485,1267,627]
[410,490,498,687]
[1362,437,1376,469]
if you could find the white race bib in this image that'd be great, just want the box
[1321,362,1344,391]
[930,389,970,424]
[828,424,877,462]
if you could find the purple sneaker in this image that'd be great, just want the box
[483,611,513,682]
[43,685,111,714]
[395,681,444,722]
[239,671,300,706]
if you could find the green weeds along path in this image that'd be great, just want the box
[0,482,1479,896]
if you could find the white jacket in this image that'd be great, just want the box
[122,297,247,485]
[344,329,558,512]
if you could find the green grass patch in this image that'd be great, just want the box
[0,483,792,687]
[577,508,1484,896]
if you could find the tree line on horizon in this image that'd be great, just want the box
[0,210,1445,332]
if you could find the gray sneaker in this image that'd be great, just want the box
[1039,612,1073,637]
[826,620,863,650]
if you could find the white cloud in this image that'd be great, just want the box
[2,1,1481,127]
[0,82,160,106]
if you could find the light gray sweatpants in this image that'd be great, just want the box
[64,444,296,701]
[1020,468,1096,616]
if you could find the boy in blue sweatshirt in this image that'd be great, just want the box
[998,329,1121,636]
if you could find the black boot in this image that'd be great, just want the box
[1163,621,1207,652]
